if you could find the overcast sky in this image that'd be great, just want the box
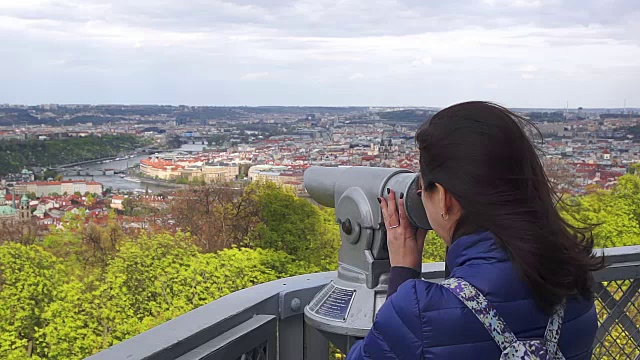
[0,0,638,108]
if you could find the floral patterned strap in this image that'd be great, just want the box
[441,278,518,351]
[544,299,566,355]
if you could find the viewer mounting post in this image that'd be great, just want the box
[303,166,430,352]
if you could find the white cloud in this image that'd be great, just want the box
[519,64,539,79]
[0,0,638,107]
[411,57,433,67]
[240,72,270,80]
[484,0,543,8]
[519,65,539,73]
[0,0,50,10]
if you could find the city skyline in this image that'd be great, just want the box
[0,0,638,108]
[2,103,638,111]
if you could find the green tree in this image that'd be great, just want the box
[41,228,88,279]
[84,233,317,349]
[38,278,106,359]
[165,135,183,149]
[611,174,640,222]
[43,210,123,272]
[422,231,446,263]
[626,163,640,175]
[41,168,58,181]
[170,181,265,252]
[0,243,64,359]
[563,188,640,248]
[313,207,341,270]
[248,182,340,270]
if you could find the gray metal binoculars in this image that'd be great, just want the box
[303,166,431,351]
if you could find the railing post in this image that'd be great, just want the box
[304,322,329,360]
[279,314,305,360]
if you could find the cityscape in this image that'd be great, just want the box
[1,103,639,238]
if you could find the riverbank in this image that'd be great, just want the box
[57,155,130,169]
[0,134,146,176]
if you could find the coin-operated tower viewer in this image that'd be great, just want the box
[303,166,431,352]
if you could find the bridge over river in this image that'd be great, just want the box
[59,144,207,192]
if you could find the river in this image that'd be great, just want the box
[65,144,207,193]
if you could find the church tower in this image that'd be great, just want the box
[380,132,390,160]
[19,194,30,221]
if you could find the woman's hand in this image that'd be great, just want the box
[380,188,428,272]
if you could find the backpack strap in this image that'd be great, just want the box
[544,299,567,356]
[440,278,518,351]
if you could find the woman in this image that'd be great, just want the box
[347,102,602,359]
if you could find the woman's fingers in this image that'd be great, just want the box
[397,196,411,229]
[381,189,425,270]
[381,189,415,234]
[379,195,389,227]
[386,188,399,227]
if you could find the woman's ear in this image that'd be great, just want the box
[437,183,463,225]
[435,183,447,215]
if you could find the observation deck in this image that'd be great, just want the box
[87,245,640,360]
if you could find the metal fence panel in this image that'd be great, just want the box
[592,280,640,360]
[175,315,277,360]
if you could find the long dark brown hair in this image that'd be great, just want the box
[416,101,603,313]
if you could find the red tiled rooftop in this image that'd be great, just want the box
[140,158,185,170]
[16,180,103,186]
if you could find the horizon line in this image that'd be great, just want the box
[2,103,638,111]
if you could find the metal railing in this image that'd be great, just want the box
[592,246,640,360]
[87,245,640,360]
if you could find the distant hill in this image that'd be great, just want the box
[528,111,566,123]
[0,135,145,175]
[0,105,370,125]
[600,113,639,120]
[0,108,42,126]
[377,109,435,123]
[239,106,366,115]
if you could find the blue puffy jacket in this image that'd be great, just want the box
[347,231,597,359]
